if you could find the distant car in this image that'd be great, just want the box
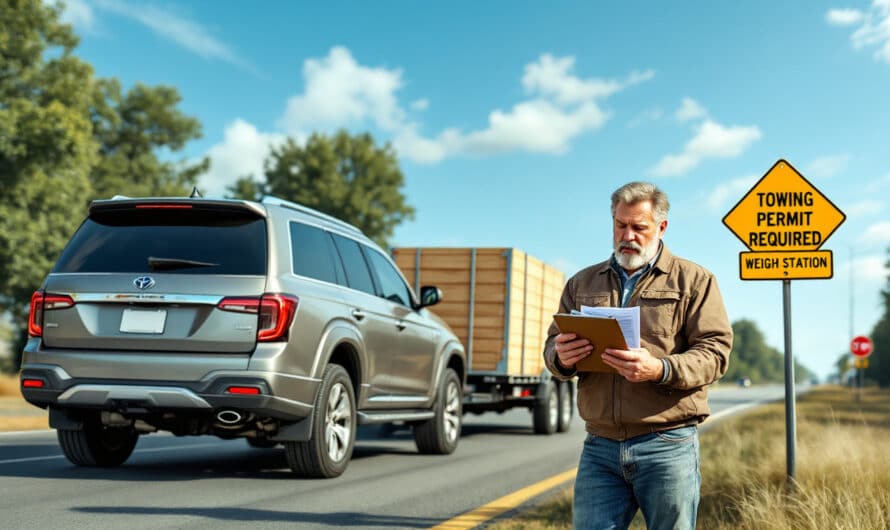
[737,377,752,387]
[20,194,466,478]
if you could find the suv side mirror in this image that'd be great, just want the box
[418,286,442,308]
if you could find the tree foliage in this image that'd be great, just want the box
[90,79,207,199]
[867,248,890,387]
[0,1,206,370]
[228,131,414,248]
[722,319,814,384]
[0,0,95,333]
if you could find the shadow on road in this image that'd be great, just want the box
[73,506,441,527]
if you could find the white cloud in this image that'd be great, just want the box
[675,97,707,122]
[58,0,96,30]
[866,172,890,192]
[199,119,286,197]
[828,1,890,63]
[521,54,654,104]
[860,221,890,244]
[274,48,652,163]
[846,199,884,217]
[551,257,582,277]
[648,120,762,177]
[278,47,405,134]
[841,255,888,282]
[92,0,250,70]
[450,100,608,156]
[706,175,758,211]
[826,8,865,25]
[627,108,663,128]
[806,154,851,178]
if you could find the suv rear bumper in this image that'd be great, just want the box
[20,363,319,422]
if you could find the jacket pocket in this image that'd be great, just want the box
[638,289,682,337]
[576,293,611,309]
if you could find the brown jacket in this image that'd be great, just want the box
[544,245,732,440]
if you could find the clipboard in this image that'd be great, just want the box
[552,313,628,373]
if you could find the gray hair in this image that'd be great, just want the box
[611,181,670,223]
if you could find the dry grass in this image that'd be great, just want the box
[488,386,890,530]
[0,373,21,397]
[0,373,48,432]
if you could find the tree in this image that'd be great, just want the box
[722,319,813,384]
[0,1,208,371]
[228,131,414,248]
[0,0,97,355]
[867,248,890,387]
[90,79,208,199]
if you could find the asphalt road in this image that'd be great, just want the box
[0,384,794,529]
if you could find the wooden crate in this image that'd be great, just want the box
[391,247,565,376]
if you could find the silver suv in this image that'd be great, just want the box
[20,195,465,478]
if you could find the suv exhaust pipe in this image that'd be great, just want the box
[216,409,244,425]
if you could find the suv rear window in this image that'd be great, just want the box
[53,206,267,275]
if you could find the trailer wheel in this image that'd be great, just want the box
[533,378,558,434]
[556,381,573,433]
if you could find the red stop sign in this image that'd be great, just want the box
[850,336,873,358]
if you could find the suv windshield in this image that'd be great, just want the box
[53,206,267,275]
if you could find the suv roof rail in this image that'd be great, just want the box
[261,196,363,236]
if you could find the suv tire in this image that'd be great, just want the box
[414,368,461,454]
[58,418,138,467]
[285,364,356,478]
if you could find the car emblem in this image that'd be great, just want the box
[133,276,156,290]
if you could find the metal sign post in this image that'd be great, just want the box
[723,159,845,489]
[782,280,796,488]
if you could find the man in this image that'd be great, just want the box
[544,181,732,530]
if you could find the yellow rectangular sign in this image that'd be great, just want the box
[855,358,869,369]
[739,250,833,280]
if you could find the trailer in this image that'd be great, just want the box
[392,247,574,434]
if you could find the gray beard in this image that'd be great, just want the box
[613,239,660,271]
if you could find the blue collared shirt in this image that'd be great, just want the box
[611,243,671,384]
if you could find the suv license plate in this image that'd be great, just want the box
[120,308,167,334]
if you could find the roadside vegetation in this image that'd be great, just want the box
[0,374,48,431]
[488,385,890,530]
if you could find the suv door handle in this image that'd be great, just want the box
[351,309,366,321]
[396,321,407,331]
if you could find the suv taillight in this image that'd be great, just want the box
[217,294,299,342]
[28,290,75,337]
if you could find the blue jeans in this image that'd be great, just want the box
[573,426,700,530]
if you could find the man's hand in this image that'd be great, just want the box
[554,333,593,368]
[602,347,664,383]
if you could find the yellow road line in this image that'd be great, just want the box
[430,467,577,530]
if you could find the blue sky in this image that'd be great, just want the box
[60,0,890,379]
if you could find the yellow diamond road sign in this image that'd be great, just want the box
[723,159,845,252]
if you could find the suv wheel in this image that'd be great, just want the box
[414,368,461,454]
[57,417,138,467]
[556,381,573,433]
[533,378,558,435]
[285,364,356,478]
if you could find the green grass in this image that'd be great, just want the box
[488,386,890,530]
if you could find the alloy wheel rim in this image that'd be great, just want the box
[443,381,461,443]
[325,382,352,462]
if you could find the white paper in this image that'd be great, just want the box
[578,305,641,348]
